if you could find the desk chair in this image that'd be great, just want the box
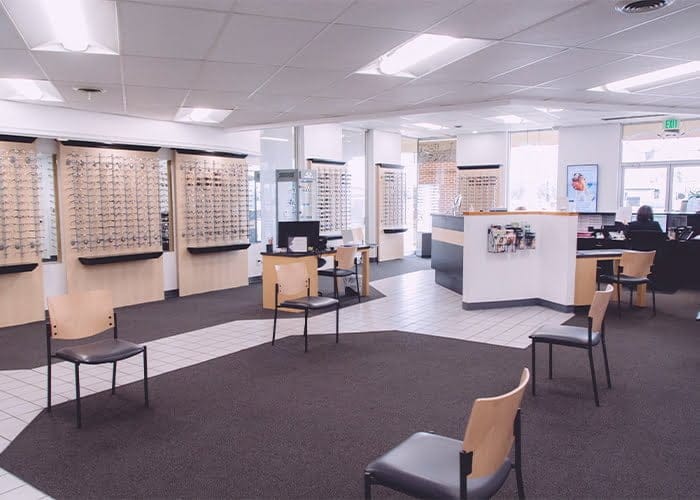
[318,245,361,303]
[46,289,149,428]
[364,369,530,500]
[628,230,666,251]
[272,262,340,352]
[530,285,613,407]
[599,250,656,317]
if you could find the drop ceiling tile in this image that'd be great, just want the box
[491,48,629,86]
[0,8,29,49]
[191,61,279,93]
[221,110,286,127]
[118,2,227,59]
[288,24,415,71]
[312,73,407,99]
[424,82,526,105]
[638,77,700,97]
[0,49,45,79]
[33,52,122,84]
[292,96,364,114]
[418,42,564,84]
[184,90,249,109]
[125,86,188,109]
[208,14,325,65]
[118,0,236,10]
[122,56,202,89]
[246,93,306,112]
[646,36,700,60]
[233,0,354,22]
[336,0,466,32]
[52,81,124,109]
[508,0,689,47]
[584,5,700,54]
[645,95,700,110]
[429,0,585,39]
[126,107,178,121]
[372,81,462,104]
[255,67,347,96]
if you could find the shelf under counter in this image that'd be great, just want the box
[0,262,39,274]
[187,244,251,254]
[78,251,163,266]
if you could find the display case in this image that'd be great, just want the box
[376,163,407,261]
[306,158,351,236]
[457,165,502,212]
[276,169,299,223]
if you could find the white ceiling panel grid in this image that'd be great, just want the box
[0,49,45,79]
[122,56,203,89]
[232,0,355,22]
[191,61,280,93]
[336,0,469,32]
[33,52,122,84]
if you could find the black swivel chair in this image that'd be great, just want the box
[628,230,666,251]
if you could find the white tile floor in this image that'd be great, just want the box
[0,269,571,498]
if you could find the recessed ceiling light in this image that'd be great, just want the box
[535,107,564,113]
[413,122,448,130]
[589,61,700,93]
[489,115,530,124]
[357,35,493,78]
[175,107,233,124]
[261,136,289,142]
[471,130,478,134]
[0,78,62,102]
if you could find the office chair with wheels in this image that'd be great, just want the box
[530,285,613,407]
[364,368,530,500]
[46,289,149,428]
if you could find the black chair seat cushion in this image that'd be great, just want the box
[530,325,600,346]
[55,338,144,364]
[365,432,512,500]
[599,274,650,286]
[280,296,339,310]
[318,268,355,277]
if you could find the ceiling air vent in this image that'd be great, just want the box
[615,0,674,14]
[73,87,105,100]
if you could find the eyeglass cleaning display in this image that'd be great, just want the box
[65,152,162,253]
[309,163,351,234]
[0,149,42,264]
[459,168,501,212]
[378,166,407,231]
[180,157,250,245]
[487,222,536,253]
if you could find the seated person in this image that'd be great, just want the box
[627,205,663,234]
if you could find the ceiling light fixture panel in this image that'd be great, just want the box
[489,115,530,124]
[175,107,233,124]
[413,122,448,130]
[0,78,63,102]
[589,61,700,93]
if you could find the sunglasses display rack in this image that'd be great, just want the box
[64,152,162,255]
[38,155,58,261]
[0,149,42,265]
[378,166,407,232]
[458,166,502,212]
[179,157,250,246]
[158,160,171,251]
[307,161,351,235]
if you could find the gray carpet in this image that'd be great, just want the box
[1,309,698,499]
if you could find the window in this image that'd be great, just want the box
[342,128,366,229]
[508,130,558,210]
[259,127,295,245]
[622,166,667,211]
[401,137,418,254]
[671,165,700,211]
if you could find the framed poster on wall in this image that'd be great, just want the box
[567,164,598,212]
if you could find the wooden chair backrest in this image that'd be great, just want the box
[620,250,655,277]
[589,284,613,334]
[463,368,530,478]
[352,227,364,243]
[275,262,308,301]
[336,246,357,270]
[47,289,114,340]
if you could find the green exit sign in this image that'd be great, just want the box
[664,118,680,130]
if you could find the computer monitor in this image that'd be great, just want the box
[277,221,320,251]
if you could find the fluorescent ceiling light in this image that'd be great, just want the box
[175,107,233,124]
[0,78,62,102]
[413,122,447,130]
[261,136,289,142]
[472,130,478,134]
[357,35,493,79]
[589,61,700,93]
[535,107,564,113]
[44,0,88,52]
[489,115,530,124]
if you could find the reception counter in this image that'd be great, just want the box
[431,214,464,294]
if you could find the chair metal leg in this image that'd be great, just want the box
[548,343,553,379]
[333,273,339,300]
[651,287,656,317]
[629,287,633,309]
[143,346,149,408]
[588,347,600,407]
[364,472,372,500]
[272,305,278,346]
[355,272,361,303]
[336,302,340,343]
[601,336,612,389]
[74,363,82,428]
[111,362,117,395]
[617,283,621,318]
[303,308,309,353]
[531,341,536,396]
[47,356,52,413]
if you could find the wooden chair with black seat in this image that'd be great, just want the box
[364,368,530,500]
[46,289,149,428]
[272,261,340,353]
[530,285,613,407]
[318,245,361,303]
[598,250,656,317]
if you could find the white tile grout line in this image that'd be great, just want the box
[0,269,571,497]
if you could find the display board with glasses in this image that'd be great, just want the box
[308,162,351,234]
[179,156,250,246]
[64,151,162,254]
[0,148,42,264]
[378,165,407,231]
[458,167,502,212]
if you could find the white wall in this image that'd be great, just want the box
[366,130,402,253]
[303,123,343,161]
[558,124,622,212]
[456,133,509,205]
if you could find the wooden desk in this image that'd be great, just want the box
[261,247,371,311]
[575,250,647,307]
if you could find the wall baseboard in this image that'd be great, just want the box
[164,289,179,299]
[463,298,573,313]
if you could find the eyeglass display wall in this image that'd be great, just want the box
[174,151,250,297]
[306,158,351,235]
[58,144,164,308]
[0,140,46,327]
[376,163,408,262]
[457,165,503,212]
